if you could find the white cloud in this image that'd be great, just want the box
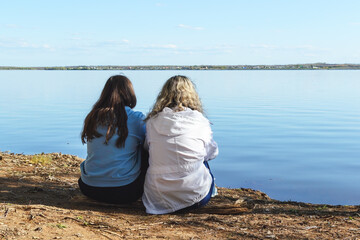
[303,53,319,57]
[5,24,20,29]
[349,22,360,26]
[140,44,177,50]
[96,40,131,48]
[69,32,95,41]
[19,41,30,48]
[70,39,130,50]
[162,44,177,49]
[139,43,234,55]
[250,44,328,52]
[290,45,320,51]
[250,44,277,49]
[70,37,82,41]
[178,24,204,31]
[0,37,55,51]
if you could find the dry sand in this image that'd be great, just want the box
[1,152,359,239]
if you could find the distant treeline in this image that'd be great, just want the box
[1,63,360,70]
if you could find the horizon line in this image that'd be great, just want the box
[1,62,360,68]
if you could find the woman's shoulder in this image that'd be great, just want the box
[152,107,208,122]
[183,108,209,123]
[126,107,145,120]
[150,107,210,128]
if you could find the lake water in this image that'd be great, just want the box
[1,70,359,205]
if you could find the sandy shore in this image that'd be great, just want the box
[1,152,359,239]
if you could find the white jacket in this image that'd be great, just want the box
[142,107,218,214]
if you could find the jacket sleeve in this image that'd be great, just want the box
[203,122,218,161]
[204,136,218,161]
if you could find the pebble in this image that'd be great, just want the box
[266,234,276,239]
[235,197,246,205]
[304,226,318,230]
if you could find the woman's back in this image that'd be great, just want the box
[143,107,218,214]
[146,107,213,173]
[143,75,218,214]
[81,107,145,187]
[78,75,147,204]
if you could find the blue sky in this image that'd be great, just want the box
[1,0,360,66]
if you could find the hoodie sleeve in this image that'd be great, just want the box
[136,112,146,145]
[204,133,218,161]
[202,118,218,161]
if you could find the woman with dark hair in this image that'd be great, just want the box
[79,75,147,204]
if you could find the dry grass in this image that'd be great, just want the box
[30,154,52,165]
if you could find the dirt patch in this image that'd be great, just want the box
[1,152,359,239]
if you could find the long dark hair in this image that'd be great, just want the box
[81,75,137,148]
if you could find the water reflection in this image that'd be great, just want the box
[0,70,360,204]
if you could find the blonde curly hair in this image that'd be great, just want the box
[146,75,203,120]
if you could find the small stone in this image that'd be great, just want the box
[34,227,42,232]
[235,198,245,205]
[304,226,318,230]
[266,234,276,239]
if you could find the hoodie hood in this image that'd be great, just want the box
[148,107,209,136]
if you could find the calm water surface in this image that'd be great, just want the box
[1,70,359,205]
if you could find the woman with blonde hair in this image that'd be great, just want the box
[142,75,218,214]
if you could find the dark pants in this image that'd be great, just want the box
[176,161,215,212]
[78,148,149,204]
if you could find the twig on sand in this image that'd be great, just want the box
[98,232,113,240]
[102,229,123,238]
[4,207,9,218]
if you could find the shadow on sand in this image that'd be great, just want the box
[1,175,359,218]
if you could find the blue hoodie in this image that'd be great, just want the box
[80,107,146,187]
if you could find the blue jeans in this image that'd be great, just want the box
[177,161,215,212]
